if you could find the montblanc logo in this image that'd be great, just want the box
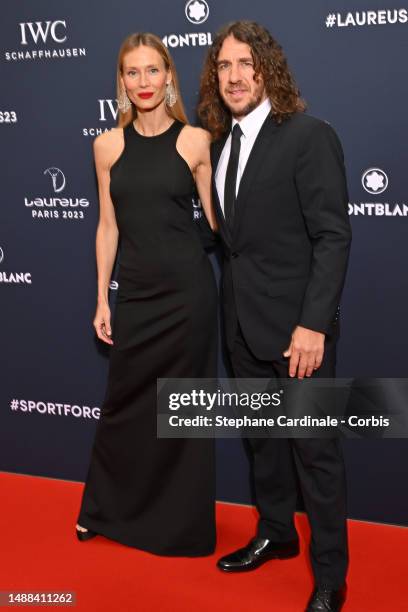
[0,247,32,285]
[4,19,86,62]
[185,0,209,24]
[362,168,388,195]
[19,21,67,45]
[162,1,212,48]
[23,167,90,220]
[348,166,408,217]
[44,167,66,193]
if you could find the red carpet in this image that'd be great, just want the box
[1,471,406,611]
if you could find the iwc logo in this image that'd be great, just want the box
[361,168,388,195]
[82,99,119,137]
[4,19,87,62]
[185,0,209,24]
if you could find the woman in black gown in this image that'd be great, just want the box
[75,32,218,556]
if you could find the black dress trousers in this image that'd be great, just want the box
[229,317,349,589]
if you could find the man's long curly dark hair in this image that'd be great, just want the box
[198,21,306,140]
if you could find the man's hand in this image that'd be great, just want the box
[283,326,325,379]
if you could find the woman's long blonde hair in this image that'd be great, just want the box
[115,32,188,128]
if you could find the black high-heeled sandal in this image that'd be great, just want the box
[76,526,97,541]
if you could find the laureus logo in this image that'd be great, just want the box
[24,167,89,220]
[362,168,388,195]
[0,246,4,264]
[44,167,66,193]
[185,0,209,24]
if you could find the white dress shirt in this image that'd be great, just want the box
[215,97,272,215]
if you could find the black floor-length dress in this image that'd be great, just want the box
[76,119,218,556]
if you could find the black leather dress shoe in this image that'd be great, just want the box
[217,537,299,572]
[305,584,347,611]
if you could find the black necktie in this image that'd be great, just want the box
[224,123,243,229]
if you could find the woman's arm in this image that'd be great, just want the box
[193,128,218,231]
[92,130,121,343]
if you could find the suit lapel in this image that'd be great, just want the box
[232,114,279,238]
[210,133,231,245]
[210,115,280,246]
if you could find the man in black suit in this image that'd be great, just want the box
[198,21,352,612]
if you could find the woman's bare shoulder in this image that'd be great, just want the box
[182,124,211,143]
[180,125,211,158]
[93,128,124,166]
[94,127,123,150]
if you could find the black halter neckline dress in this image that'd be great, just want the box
[77,119,218,556]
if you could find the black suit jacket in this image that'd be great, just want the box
[210,111,352,361]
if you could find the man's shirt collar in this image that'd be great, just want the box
[231,96,272,139]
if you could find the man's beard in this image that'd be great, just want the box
[231,89,265,119]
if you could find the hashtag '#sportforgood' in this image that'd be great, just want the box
[10,399,19,410]
[326,14,337,27]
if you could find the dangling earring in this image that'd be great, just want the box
[165,81,177,107]
[117,87,131,113]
